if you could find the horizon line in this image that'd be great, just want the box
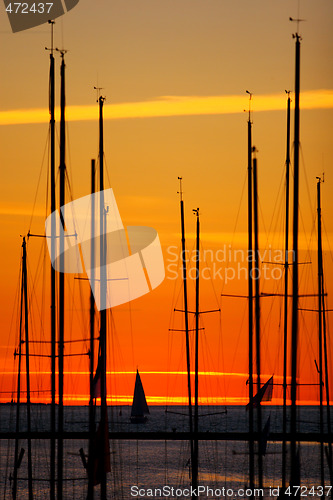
[0,370,283,379]
[0,397,326,406]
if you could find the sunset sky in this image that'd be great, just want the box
[0,0,332,406]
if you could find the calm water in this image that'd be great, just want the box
[0,405,331,499]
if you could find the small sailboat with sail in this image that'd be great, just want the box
[130,370,150,424]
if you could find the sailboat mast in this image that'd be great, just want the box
[58,51,66,500]
[88,158,96,499]
[317,177,325,485]
[282,91,291,491]
[252,154,262,489]
[22,237,33,500]
[247,93,255,490]
[317,179,333,485]
[192,207,200,493]
[98,95,108,500]
[12,241,25,500]
[290,31,301,489]
[178,178,194,475]
[48,19,56,500]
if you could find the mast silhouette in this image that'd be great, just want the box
[98,94,108,500]
[290,29,301,490]
[12,237,33,500]
[282,90,291,491]
[317,176,325,486]
[88,158,96,499]
[58,51,66,500]
[192,207,200,493]
[252,153,263,489]
[12,250,24,500]
[247,91,255,490]
[23,237,33,500]
[317,178,333,485]
[46,20,56,500]
[178,178,194,486]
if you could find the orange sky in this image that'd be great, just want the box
[0,0,333,406]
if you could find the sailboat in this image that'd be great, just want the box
[130,370,150,424]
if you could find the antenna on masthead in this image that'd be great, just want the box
[289,17,305,38]
[45,20,55,54]
[177,176,183,201]
[56,48,68,60]
[245,90,253,121]
[94,86,105,103]
[290,0,305,36]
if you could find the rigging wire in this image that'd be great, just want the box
[27,130,49,234]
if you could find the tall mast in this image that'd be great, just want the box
[177,178,194,486]
[13,238,34,499]
[282,91,291,491]
[317,177,324,485]
[246,91,255,490]
[46,20,56,500]
[12,241,25,500]
[88,159,96,499]
[22,237,34,500]
[252,153,262,489]
[290,28,301,489]
[58,50,66,500]
[192,207,200,492]
[317,178,333,485]
[98,94,108,500]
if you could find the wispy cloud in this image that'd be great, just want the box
[0,205,46,217]
[1,90,332,126]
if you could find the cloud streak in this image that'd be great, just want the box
[1,90,333,126]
